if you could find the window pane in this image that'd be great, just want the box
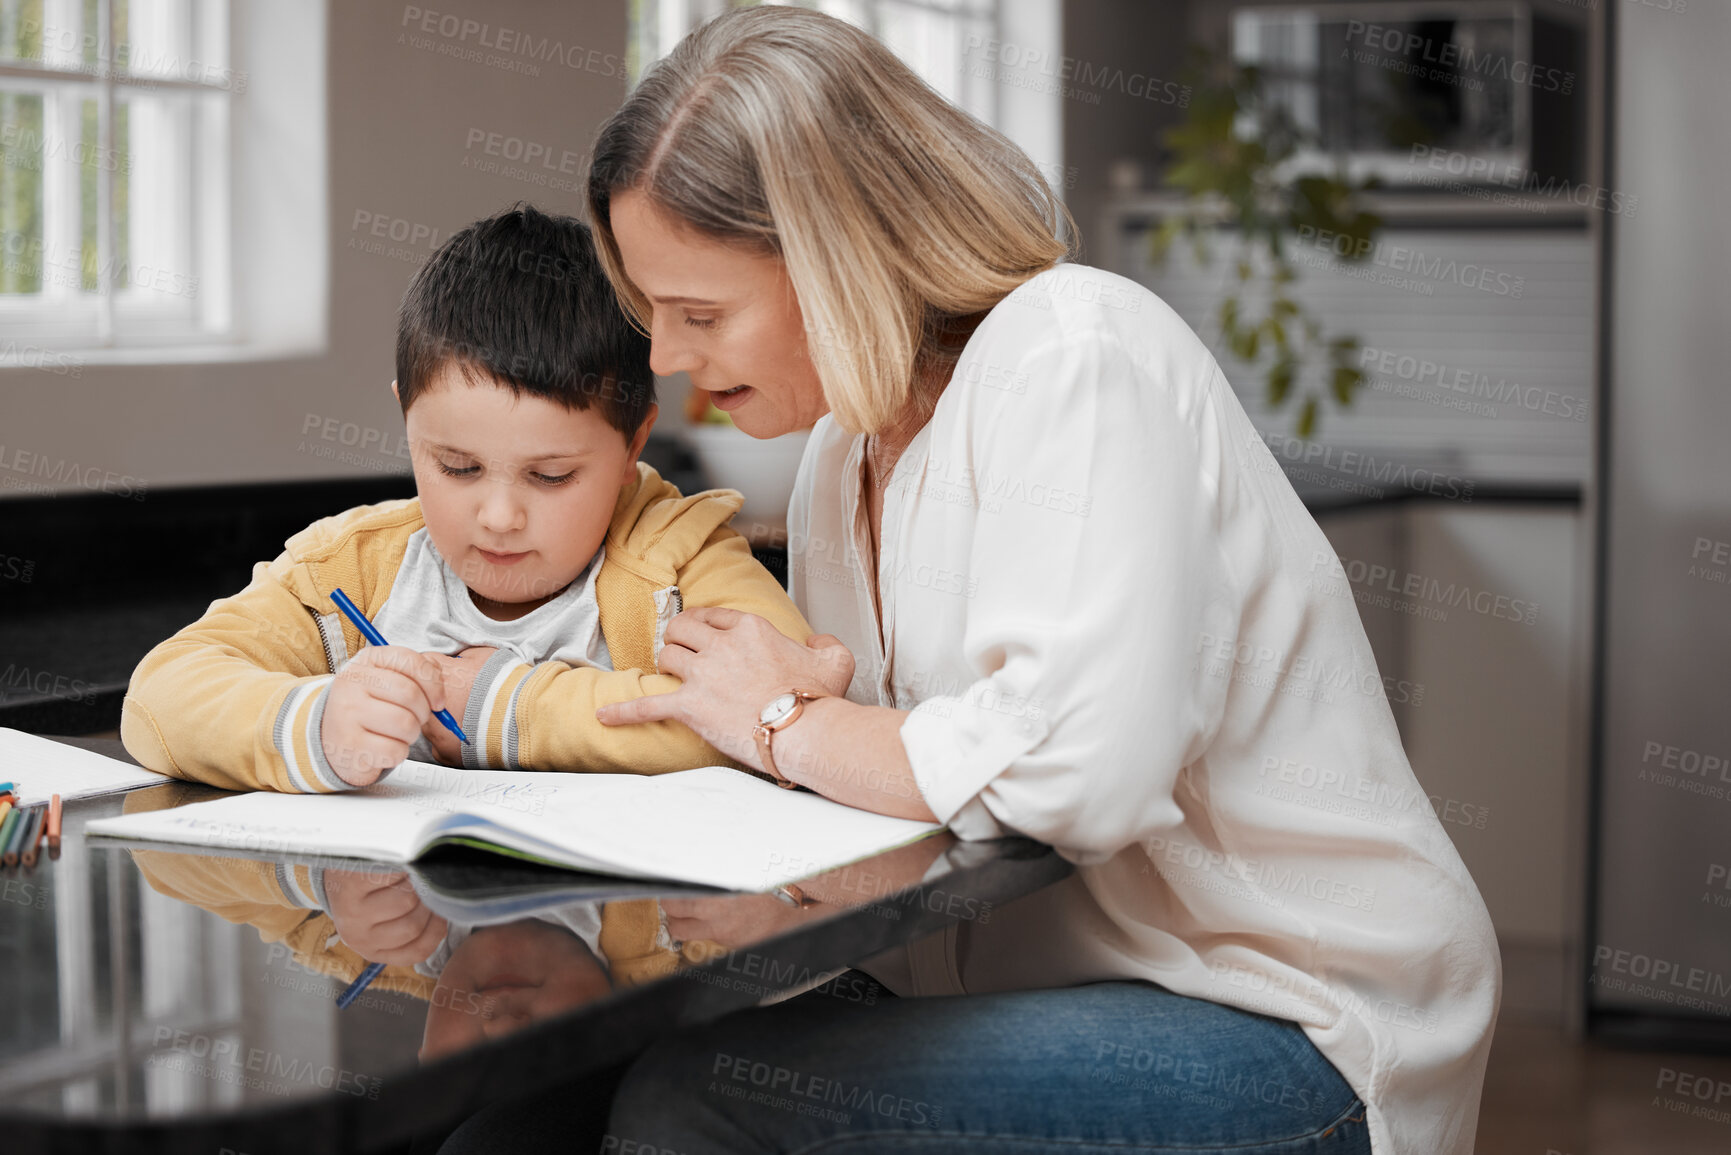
[113,98,127,275]
[123,0,199,83]
[0,91,44,294]
[115,91,190,303]
[79,95,94,289]
[75,95,129,293]
[0,0,45,65]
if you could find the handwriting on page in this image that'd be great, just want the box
[380,764,554,816]
[162,813,330,854]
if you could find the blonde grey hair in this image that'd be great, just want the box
[586,4,1074,434]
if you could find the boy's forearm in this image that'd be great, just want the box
[504,660,743,774]
[121,571,349,793]
[124,647,343,793]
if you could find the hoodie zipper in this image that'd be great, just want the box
[310,607,339,674]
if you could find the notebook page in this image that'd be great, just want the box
[0,728,172,805]
[86,779,449,862]
[471,766,944,890]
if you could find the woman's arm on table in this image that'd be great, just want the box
[771,695,936,822]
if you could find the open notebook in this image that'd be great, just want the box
[86,760,945,892]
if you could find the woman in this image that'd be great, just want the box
[575,7,1498,1153]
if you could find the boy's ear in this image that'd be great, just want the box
[622,404,658,481]
[390,379,401,404]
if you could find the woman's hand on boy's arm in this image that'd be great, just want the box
[596,610,855,769]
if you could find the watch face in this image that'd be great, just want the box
[761,692,797,725]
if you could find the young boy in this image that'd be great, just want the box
[121,205,812,792]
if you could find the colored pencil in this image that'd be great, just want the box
[16,808,43,868]
[0,806,27,865]
[46,793,62,855]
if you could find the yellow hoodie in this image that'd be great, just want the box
[121,462,812,793]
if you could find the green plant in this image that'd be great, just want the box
[1152,47,1383,439]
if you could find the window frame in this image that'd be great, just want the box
[0,0,234,351]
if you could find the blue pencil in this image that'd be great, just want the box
[328,587,470,745]
[337,961,387,1009]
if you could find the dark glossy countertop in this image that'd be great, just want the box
[0,738,1072,1154]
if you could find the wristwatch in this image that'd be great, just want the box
[753,689,825,788]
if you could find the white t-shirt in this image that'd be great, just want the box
[371,528,612,765]
[787,264,1499,1155]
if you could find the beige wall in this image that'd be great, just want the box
[0,0,630,497]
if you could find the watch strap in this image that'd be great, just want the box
[754,690,823,787]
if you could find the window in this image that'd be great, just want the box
[628,0,1065,213]
[629,0,1005,136]
[0,0,235,353]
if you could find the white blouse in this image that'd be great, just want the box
[787,264,1500,1155]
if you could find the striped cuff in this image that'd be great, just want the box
[415,923,471,979]
[272,676,356,793]
[462,650,536,770]
[273,863,330,910]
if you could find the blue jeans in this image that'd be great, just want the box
[600,978,1371,1154]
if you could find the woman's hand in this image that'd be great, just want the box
[661,893,823,952]
[421,647,499,766]
[595,608,855,771]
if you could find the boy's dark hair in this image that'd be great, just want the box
[395,204,654,439]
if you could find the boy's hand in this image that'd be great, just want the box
[321,645,447,786]
[421,647,498,766]
[324,868,449,965]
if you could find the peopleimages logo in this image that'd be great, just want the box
[0,444,147,500]
[1255,431,1475,503]
[1592,945,1731,1013]
[1409,145,1638,218]
[1343,19,1575,95]
[963,36,1191,106]
[1,122,129,174]
[22,19,246,91]
[400,6,623,77]
[1294,226,1525,299]
[1359,344,1587,423]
